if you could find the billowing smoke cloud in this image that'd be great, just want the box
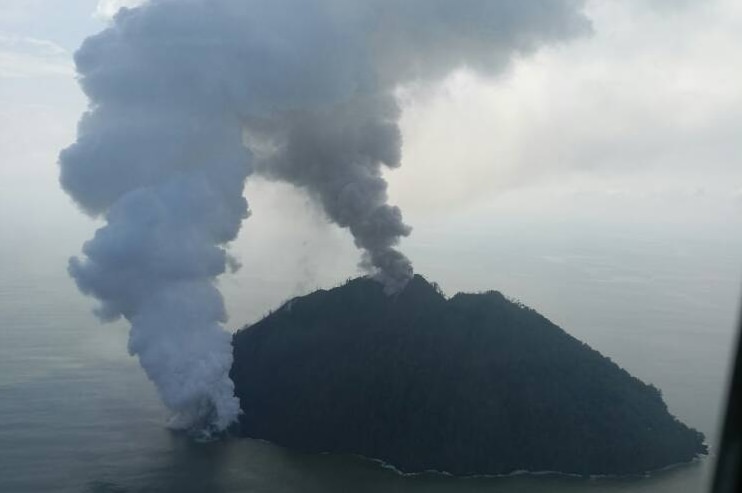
[60,0,589,432]
[244,96,412,293]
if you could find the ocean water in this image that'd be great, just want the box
[0,232,739,493]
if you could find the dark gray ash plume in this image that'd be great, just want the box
[245,96,412,293]
[59,0,589,432]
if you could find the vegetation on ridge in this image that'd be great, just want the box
[230,275,706,476]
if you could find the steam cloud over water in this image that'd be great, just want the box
[60,0,589,432]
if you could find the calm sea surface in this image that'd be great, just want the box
[0,232,739,493]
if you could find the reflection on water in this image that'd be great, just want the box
[78,426,714,493]
[0,236,737,493]
[0,355,716,493]
[0,362,715,493]
[84,435,230,493]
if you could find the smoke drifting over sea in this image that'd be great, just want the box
[60,0,589,432]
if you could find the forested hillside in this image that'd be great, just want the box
[230,275,706,476]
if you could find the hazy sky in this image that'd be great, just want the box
[1,0,740,324]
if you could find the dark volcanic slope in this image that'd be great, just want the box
[230,275,706,476]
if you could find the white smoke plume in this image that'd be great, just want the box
[60,0,589,432]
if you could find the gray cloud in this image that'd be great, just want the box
[59,0,588,431]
